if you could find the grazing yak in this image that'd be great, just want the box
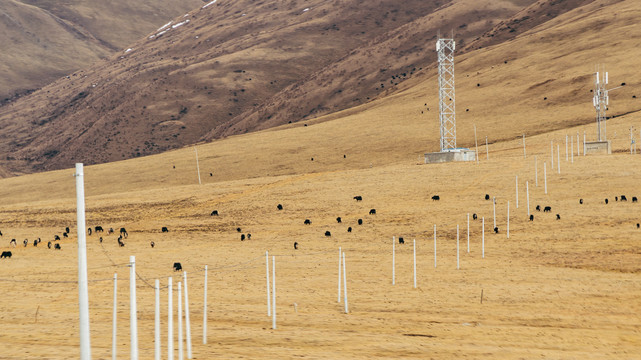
[399,237,405,244]
[605,198,609,204]
[117,237,125,247]
[236,227,242,233]
[369,209,376,215]
[54,235,60,241]
[150,241,155,248]
[247,233,251,240]
[358,219,363,225]
[556,214,561,220]
[304,219,311,225]
[529,214,534,221]
[431,195,440,201]
[10,239,16,247]
[621,195,628,202]
[494,227,499,234]
[95,226,104,233]
[241,234,246,241]
[633,197,638,203]
[47,241,52,249]
[33,239,38,247]
[99,237,103,243]
[294,242,298,250]
[173,262,182,272]
[485,194,490,200]
[325,231,332,237]
[23,239,28,247]
[347,227,352,233]
[54,244,61,250]
[108,228,114,234]
[579,199,583,204]
[637,223,640,229]
[544,206,552,212]
[1,251,12,258]
[161,227,169,233]
[63,232,68,238]
[353,196,363,201]
[336,217,342,223]
[88,228,92,236]
[210,210,219,216]
[277,204,283,210]
[120,228,128,238]
[472,214,477,220]
[536,205,541,211]
[65,227,70,234]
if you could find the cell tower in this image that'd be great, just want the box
[437,37,456,151]
[593,67,609,141]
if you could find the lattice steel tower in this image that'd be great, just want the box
[437,37,456,151]
[594,67,609,141]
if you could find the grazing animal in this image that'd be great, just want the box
[399,237,405,244]
[529,214,534,221]
[369,209,376,215]
[54,243,61,250]
[95,226,104,233]
[210,210,219,216]
[325,231,331,237]
[294,242,298,250]
[605,198,609,204]
[54,235,60,241]
[241,234,246,241]
[38,238,41,243]
[23,239,28,247]
[472,214,477,220]
[65,227,70,234]
[304,219,312,225]
[277,204,283,210]
[33,239,38,247]
[353,196,362,201]
[10,239,16,247]
[161,227,169,233]
[151,241,155,248]
[637,223,640,229]
[1,251,12,258]
[633,197,638,203]
[336,217,342,223]
[120,228,128,238]
[117,237,125,247]
[536,205,541,211]
[347,227,352,233]
[494,227,499,234]
[615,196,618,202]
[47,241,52,249]
[579,199,583,204]
[358,219,363,225]
[173,262,182,272]
[485,194,490,200]
[99,237,103,243]
[247,233,251,240]
[431,195,440,201]
[108,228,114,234]
[63,232,68,238]
[544,206,551,212]
[0,230,2,236]
[236,227,242,233]
[621,195,628,201]
[88,228,92,236]
[556,214,561,220]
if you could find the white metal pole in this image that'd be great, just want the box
[526,181,530,217]
[474,125,479,164]
[178,282,183,360]
[183,272,192,359]
[467,213,470,253]
[516,175,519,208]
[557,145,561,174]
[544,162,548,194]
[112,273,117,360]
[571,139,574,163]
[194,147,202,185]
[168,277,174,360]
[203,265,207,345]
[583,131,586,156]
[338,247,342,301]
[413,239,417,288]
[155,279,160,360]
[507,201,510,239]
[566,135,568,161]
[577,132,580,156]
[272,256,276,330]
[535,156,538,187]
[342,252,348,313]
[456,224,460,270]
[523,134,526,158]
[493,197,496,229]
[485,136,489,160]
[130,255,138,360]
[392,237,395,285]
[482,217,485,258]
[433,225,437,268]
[551,141,554,168]
[75,163,91,360]
[266,251,270,315]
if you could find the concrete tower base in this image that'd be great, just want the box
[424,149,476,164]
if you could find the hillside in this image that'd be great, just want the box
[0,0,539,175]
[0,0,204,101]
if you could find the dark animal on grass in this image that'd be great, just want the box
[247,233,251,240]
[494,227,499,234]
[108,228,114,234]
[637,223,640,229]
[63,232,68,238]
[1,251,11,259]
[277,204,283,210]
[54,243,61,250]
[47,241,52,249]
[621,195,628,202]
[117,237,125,247]
[210,210,219,216]
[358,219,363,225]
[473,214,477,220]
[544,206,551,212]
[95,226,104,233]
[0,230,2,236]
[33,239,38,247]
[325,231,331,237]
[369,209,376,215]
[120,228,128,238]
[536,205,541,211]
[304,219,311,225]
[399,237,404,244]
[633,197,638,203]
[65,227,70,234]
[353,196,362,201]
[54,235,60,241]
[161,227,169,233]
[241,234,246,241]
[10,239,16,247]
[431,195,440,201]
[99,237,103,243]
[173,262,182,272]
[579,199,583,204]
[336,217,342,223]
[294,242,298,250]
[23,239,28,247]
[485,194,490,200]
[88,228,92,236]
[236,227,242,233]
[605,198,609,204]
[347,227,352,233]
[150,241,155,248]
[529,214,534,221]
[556,214,561,220]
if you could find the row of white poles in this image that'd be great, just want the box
[112,260,199,360]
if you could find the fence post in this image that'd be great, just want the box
[130,256,138,360]
[168,277,174,360]
[183,272,192,359]
[75,163,91,360]
[155,279,160,360]
[342,252,348,313]
[203,266,207,345]
[112,273,117,360]
[266,251,270,316]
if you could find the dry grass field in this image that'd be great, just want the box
[1,101,640,358]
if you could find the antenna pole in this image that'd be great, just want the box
[436,37,456,151]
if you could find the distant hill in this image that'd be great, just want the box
[0,0,204,101]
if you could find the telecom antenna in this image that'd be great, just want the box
[593,65,623,141]
[437,36,456,151]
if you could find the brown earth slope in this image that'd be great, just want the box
[0,0,204,101]
[0,0,539,175]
